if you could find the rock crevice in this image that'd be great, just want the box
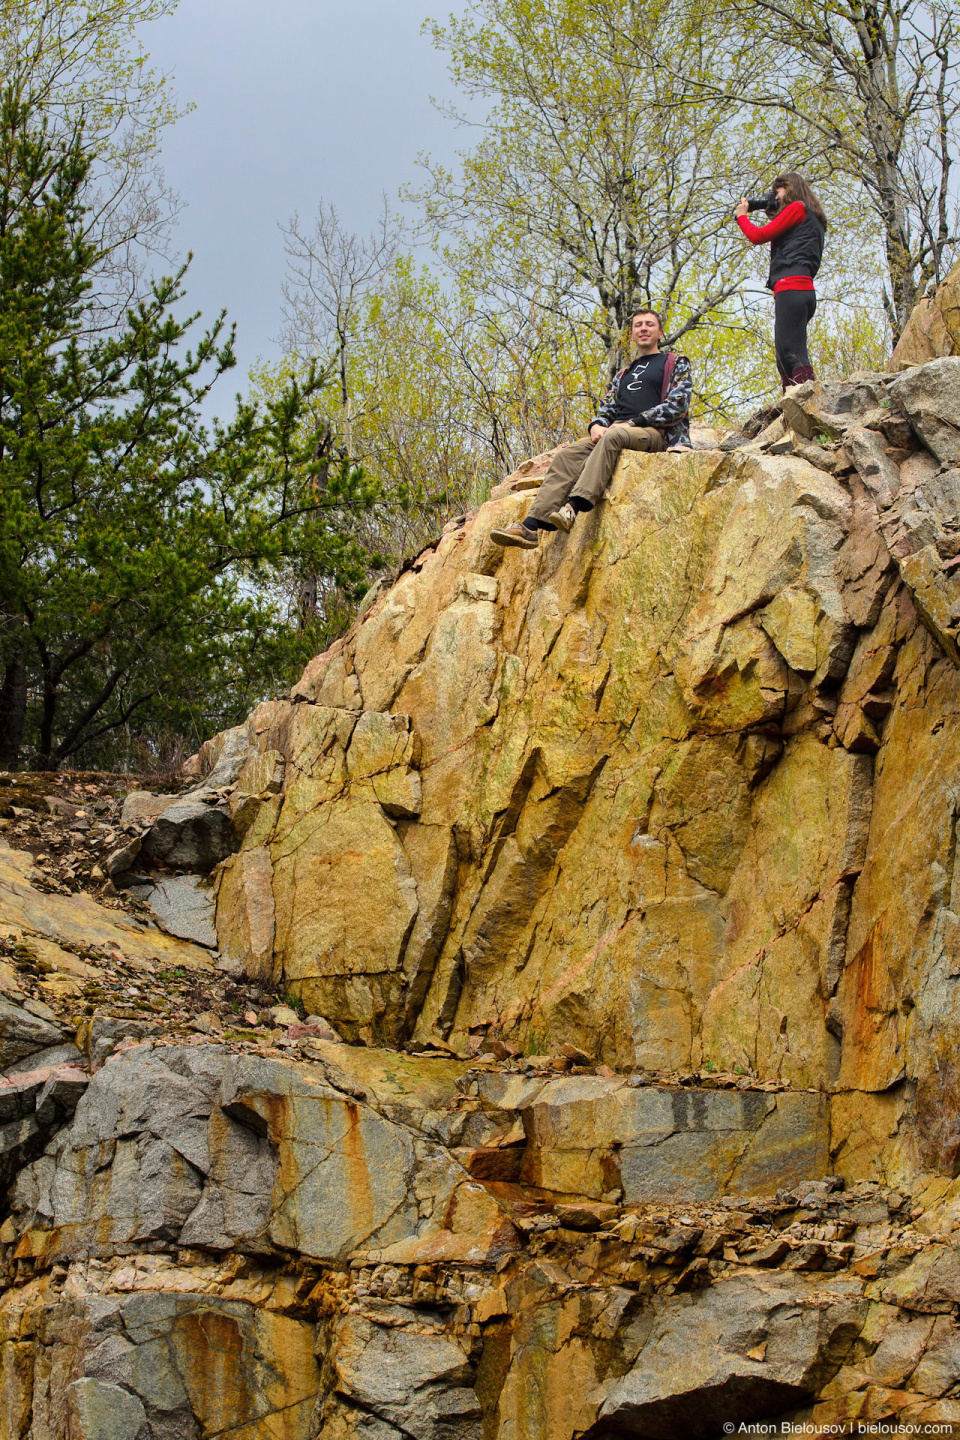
[12,353,960,1435]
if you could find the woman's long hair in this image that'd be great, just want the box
[773,173,829,230]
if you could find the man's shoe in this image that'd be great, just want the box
[547,502,577,532]
[490,521,539,549]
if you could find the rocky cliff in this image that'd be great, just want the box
[212,358,960,1185]
[6,355,960,1437]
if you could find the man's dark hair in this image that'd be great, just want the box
[630,307,664,328]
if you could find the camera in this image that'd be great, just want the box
[747,191,778,214]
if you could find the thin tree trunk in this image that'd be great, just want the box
[0,651,27,771]
[37,676,58,771]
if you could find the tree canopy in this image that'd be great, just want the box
[2,0,947,770]
[0,0,189,324]
[621,0,960,337]
[0,88,378,771]
[419,0,781,376]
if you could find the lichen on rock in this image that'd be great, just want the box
[13,352,960,1435]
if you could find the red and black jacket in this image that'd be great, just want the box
[737,202,825,292]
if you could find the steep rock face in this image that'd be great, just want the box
[206,363,960,1193]
[216,451,878,1079]
[15,355,960,1436]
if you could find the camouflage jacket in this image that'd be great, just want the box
[591,352,693,448]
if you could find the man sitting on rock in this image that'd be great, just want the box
[490,309,693,549]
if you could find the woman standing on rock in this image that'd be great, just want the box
[735,173,828,392]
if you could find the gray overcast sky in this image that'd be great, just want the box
[142,0,471,406]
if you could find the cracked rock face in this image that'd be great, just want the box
[214,448,884,1083]
[15,352,960,1436]
[202,372,960,1190]
[518,1080,827,1202]
[0,996,67,1072]
[0,1036,930,1439]
[4,1030,960,1436]
[8,1034,960,1437]
[8,1044,507,1268]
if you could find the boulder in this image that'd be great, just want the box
[889,357,960,464]
[781,375,891,440]
[319,1313,480,1440]
[141,795,237,871]
[119,791,179,827]
[0,995,66,1071]
[105,834,141,877]
[843,424,902,507]
[76,1014,163,1068]
[43,795,79,820]
[3,1041,82,1076]
[0,1062,88,1186]
[196,721,258,788]
[489,446,559,499]
[264,1004,300,1027]
[137,875,217,948]
[590,1271,867,1437]
[891,259,960,369]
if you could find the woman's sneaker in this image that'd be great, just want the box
[490,521,539,549]
[547,502,577,532]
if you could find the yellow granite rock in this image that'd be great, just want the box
[202,424,960,1195]
[891,259,960,368]
[0,842,211,975]
[25,354,960,1440]
[216,846,277,984]
[208,447,892,1079]
[833,619,960,1179]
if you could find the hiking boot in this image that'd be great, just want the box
[547,502,577,532]
[490,521,539,549]
[791,364,816,385]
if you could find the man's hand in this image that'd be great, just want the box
[734,196,749,218]
[590,420,634,444]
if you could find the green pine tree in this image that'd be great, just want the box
[0,88,378,771]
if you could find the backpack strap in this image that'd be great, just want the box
[661,351,677,402]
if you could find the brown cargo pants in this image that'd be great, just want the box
[525,425,666,527]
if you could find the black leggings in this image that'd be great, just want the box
[774,289,816,378]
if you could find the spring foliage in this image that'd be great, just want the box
[0,89,378,771]
[1,0,928,769]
